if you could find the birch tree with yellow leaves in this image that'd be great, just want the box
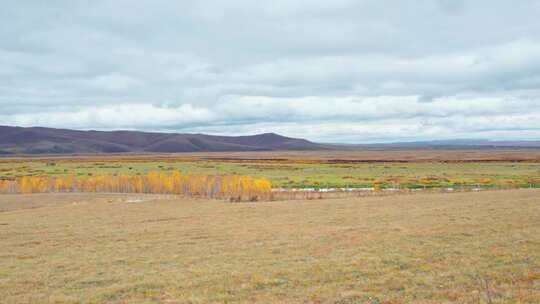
[0,171,272,201]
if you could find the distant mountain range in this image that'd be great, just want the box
[359,139,540,149]
[0,125,539,155]
[0,126,330,154]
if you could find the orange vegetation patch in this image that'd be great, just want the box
[0,171,272,201]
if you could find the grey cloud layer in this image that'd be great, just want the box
[2,0,540,142]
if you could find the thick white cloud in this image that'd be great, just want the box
[2,95,540,142]
[1,0,540,142]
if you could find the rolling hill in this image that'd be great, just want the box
[0,126,330,154]
[1,125,539,155]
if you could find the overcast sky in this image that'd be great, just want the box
[2,1,540,143]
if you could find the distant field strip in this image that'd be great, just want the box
[1,154,539,190]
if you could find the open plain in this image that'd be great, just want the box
[0,189,539,303]
[2,150,540,190]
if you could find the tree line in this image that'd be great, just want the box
[0,171,272,201]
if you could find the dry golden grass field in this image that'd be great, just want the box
[0,190,539,303]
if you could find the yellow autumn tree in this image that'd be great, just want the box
[2,170,272,201]
[0,180,10,193]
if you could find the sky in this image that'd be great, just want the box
[2,0,540,143]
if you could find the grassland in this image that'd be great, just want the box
[0,190,538,303]
[1,150,539,189]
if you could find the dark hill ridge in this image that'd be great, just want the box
[2,125,539,155]
[0,126,331,154]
